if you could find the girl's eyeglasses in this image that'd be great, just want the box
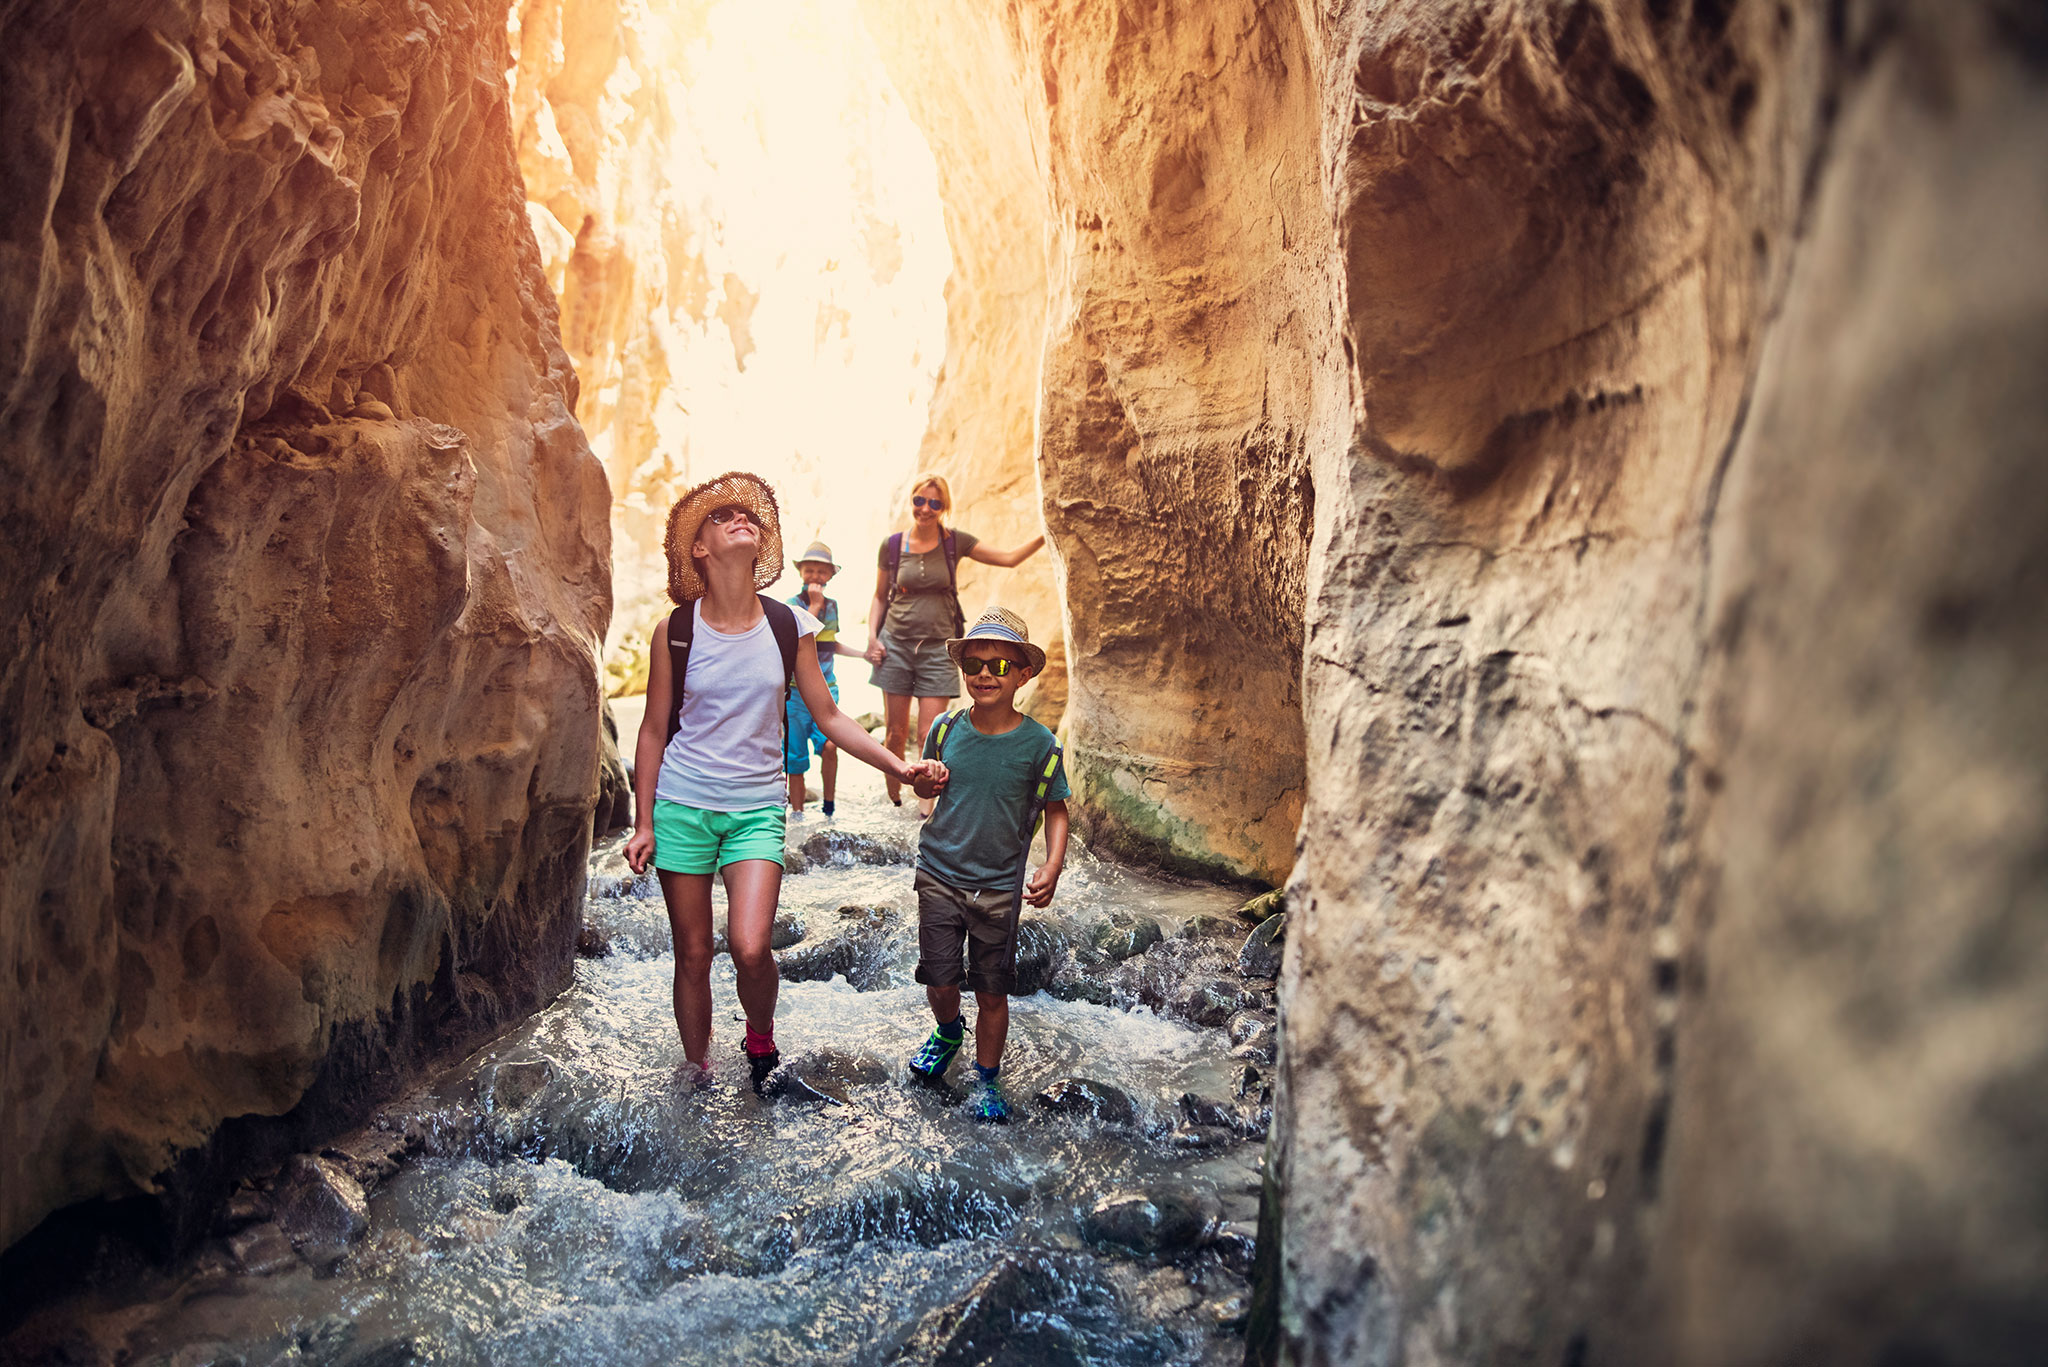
[912,495,946,511]
[959,657,1016,677]
[708,506,762,528]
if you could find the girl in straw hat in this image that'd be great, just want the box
[864,471,1046,818]
[625,472,936,1087]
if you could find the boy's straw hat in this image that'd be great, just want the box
[792,540,840,571]
[664,471,783,603]
[945,606,1046,675]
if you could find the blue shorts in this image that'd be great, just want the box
[784,678,839,774]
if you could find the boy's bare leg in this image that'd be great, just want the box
[721,859,784,1041]
[658,870,717,1062]
[786,772,804,812]
[820,744,838,805]
[973,991,1009,1070]
[925,983,961,1025]
[883,692,912,803]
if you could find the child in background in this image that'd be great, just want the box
[785,541,864,819]
[907,607,1069,1122]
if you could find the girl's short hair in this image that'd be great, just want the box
[908,471,954,525]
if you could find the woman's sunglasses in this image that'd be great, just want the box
[912,495,946,511]
[959,657,1017,677]
[708,506,762,528]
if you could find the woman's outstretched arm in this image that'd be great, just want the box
[965,534,1046,569]
[793,644,919,782]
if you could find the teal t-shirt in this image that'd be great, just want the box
[918,712,1070,890]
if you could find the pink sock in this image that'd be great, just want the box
[743,1025,777,1057]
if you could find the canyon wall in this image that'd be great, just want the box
[867,0,2047,1361]
[0,0,610,1253]
[861,0,1323,884]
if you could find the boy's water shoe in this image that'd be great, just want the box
[908,1026,964,1082]
[966,1074,1011,1124]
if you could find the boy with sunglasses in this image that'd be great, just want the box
[906,608,1070,1122]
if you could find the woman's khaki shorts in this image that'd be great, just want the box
[869,632,959,699]
[912,868,1021,995]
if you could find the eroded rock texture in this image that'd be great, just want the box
[867,0,2047,1361]
[0,0,609,1252]
[862,0,1325,884]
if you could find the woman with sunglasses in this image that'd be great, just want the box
[627,472,933,1090]
[865,472,1045,816]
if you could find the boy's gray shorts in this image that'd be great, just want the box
[869,633,959,699]
[912,868,1020,995]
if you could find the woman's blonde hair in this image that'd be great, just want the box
[907,471,953,528]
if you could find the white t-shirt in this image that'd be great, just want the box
[654,600,822,811]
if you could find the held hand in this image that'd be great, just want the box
[1023,861,1061,908]
[624,826,655,876]
[865,638,885,665]
[910,759,950,799]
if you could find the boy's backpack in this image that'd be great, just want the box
[929,710,1064,879]
[882,530,964,638]
[662,595,801,749]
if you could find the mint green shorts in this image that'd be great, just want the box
[651,800,786,874]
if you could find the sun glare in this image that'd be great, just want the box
[512,0,953,714]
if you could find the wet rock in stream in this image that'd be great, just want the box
[1083,1188,1219,1258]
[1237,912,1287,979]
[272,1155,369,1268]
[1034,1076,1141,1129]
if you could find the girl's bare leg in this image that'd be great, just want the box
[820,744,838,805]
[883,692,912,804]
[658,870,717,1063]
[720,859,784,1041]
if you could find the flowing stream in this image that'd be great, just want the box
[5,788,1280,1366]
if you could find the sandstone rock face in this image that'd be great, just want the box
[862,0,1328,884]
[1280,4,2048,1363]
[865,0,2048,1361]
[0,0,609,1252]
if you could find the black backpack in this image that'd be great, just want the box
[662,595,801,749]
[883,529,964,638]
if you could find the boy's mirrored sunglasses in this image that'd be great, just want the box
[708,505,763,528]
[959,657,1017,677]
[912,496,946,510]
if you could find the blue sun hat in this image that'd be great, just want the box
[945,606,1046,674]
[792,540,840,571]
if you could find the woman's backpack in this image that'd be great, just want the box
[661,596,802,748]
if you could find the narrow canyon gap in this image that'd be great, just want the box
[2,2,2044,1365]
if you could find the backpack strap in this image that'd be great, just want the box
[663,605,695,748]
[882,532,905,623]
[941,529,963,637]
[761,594,800,685]
[929,708,962,761]
[1027,734,1063,840]
[1010,728,1065,908]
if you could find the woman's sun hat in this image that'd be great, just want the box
[945,606,1046,675]
[664,471,784,603]
[792,540,840,571]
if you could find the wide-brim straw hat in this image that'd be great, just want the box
[945,606,1047,675]
[792,540,840,571]
[664,471,783,603]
